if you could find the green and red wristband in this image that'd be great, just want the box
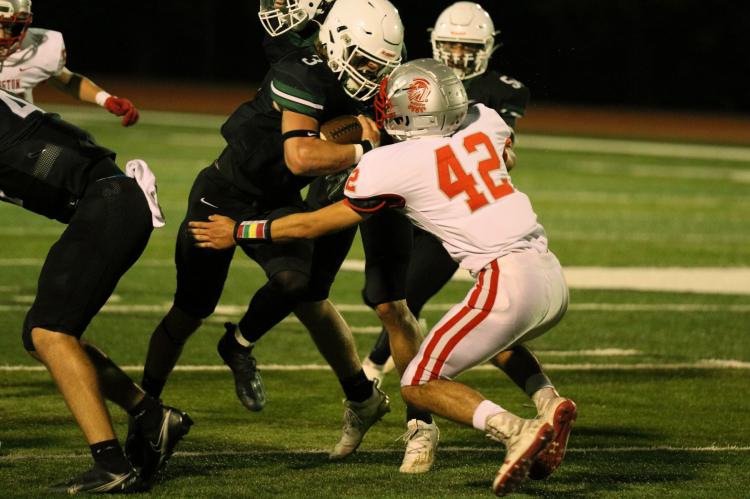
[234,219,272,243]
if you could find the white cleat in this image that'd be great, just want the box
[362,357,397,384]
[486,414,554,496]
[329,379,390,460]
[529,397,577,480]
[399,419,439,474]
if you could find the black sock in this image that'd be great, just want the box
[369,329,391,365]
[239,280,300,343]
[127,394,163,430]
[141,373,167,399]
[406,405,433,425]
[90,439,131,474]
[340,369,374,403]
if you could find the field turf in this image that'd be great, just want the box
[1,105,749,498]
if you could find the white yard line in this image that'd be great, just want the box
[3,445,748,462]
[6,259,749,294]
[2,359,749,372]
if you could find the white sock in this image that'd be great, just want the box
[234,327,253,348]
[472,400,506,431]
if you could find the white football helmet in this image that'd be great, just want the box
[0,0,32,59]
[375,58,468,141]
[258,0,335,37]
[319,0,403,101]
[430,2,496,80]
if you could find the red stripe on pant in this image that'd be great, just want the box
[410,260,500,384]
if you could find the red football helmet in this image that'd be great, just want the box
[0,0,32,59]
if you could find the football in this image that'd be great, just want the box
[320,115,362,144]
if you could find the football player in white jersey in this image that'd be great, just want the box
[189,59,577,496]
[0,0,139,125]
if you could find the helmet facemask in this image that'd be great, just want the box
[0,5,31,59]
[258,0,308,37]
[433,40,488,80]
[334,41,401,101]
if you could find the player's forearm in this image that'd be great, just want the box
[49,69,102,103]
[285,138,360,176]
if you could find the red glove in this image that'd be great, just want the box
[104,96,139,127]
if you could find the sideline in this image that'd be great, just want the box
[41,105,750,162]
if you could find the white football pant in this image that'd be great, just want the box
[402,250,568,386]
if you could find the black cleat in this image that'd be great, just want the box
[49,464,142,494]
[126,404,193,482]
[217,322,266,412]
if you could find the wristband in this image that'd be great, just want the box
[282,129,320,141]
[353,139,374,164]
[234,219,271,242]
[95,90,112,107]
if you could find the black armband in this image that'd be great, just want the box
[359,139,374,153]
[66,73,84,93]
[282,129,320,141]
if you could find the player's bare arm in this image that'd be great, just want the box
[189,202,364,250]
[282,109,379,176]
[47,68,139,126]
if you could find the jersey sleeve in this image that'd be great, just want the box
[270,58,327,119]
[37,29,67,77]
[342,151,406,215]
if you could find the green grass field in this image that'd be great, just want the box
[1,105,749,497]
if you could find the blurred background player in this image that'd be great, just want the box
[189,58,577,496]
[0,90,190,493]
[135,0,404,464]
[0,0,139,126]
[256,0,440,473]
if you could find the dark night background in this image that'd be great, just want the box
[31,0,750,114]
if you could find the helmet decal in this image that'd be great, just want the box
[407,78,432,113]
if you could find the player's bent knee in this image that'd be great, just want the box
[269,270,310,300]
[29,327,76,353]
[374,300,409,323]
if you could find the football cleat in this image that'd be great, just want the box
[329,379,390,460]
[398,419,439,474]
[362,356,397,384]
[126,404,193,482]
[528,397,578,480]
[49,464,142,494]
[486,414,553,496]
[217,322,266,412]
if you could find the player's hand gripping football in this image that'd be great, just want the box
[104,96,140,127]
[357,114,380,149]
[189,215,238,250]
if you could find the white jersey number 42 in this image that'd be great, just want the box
[436,131,514,212]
